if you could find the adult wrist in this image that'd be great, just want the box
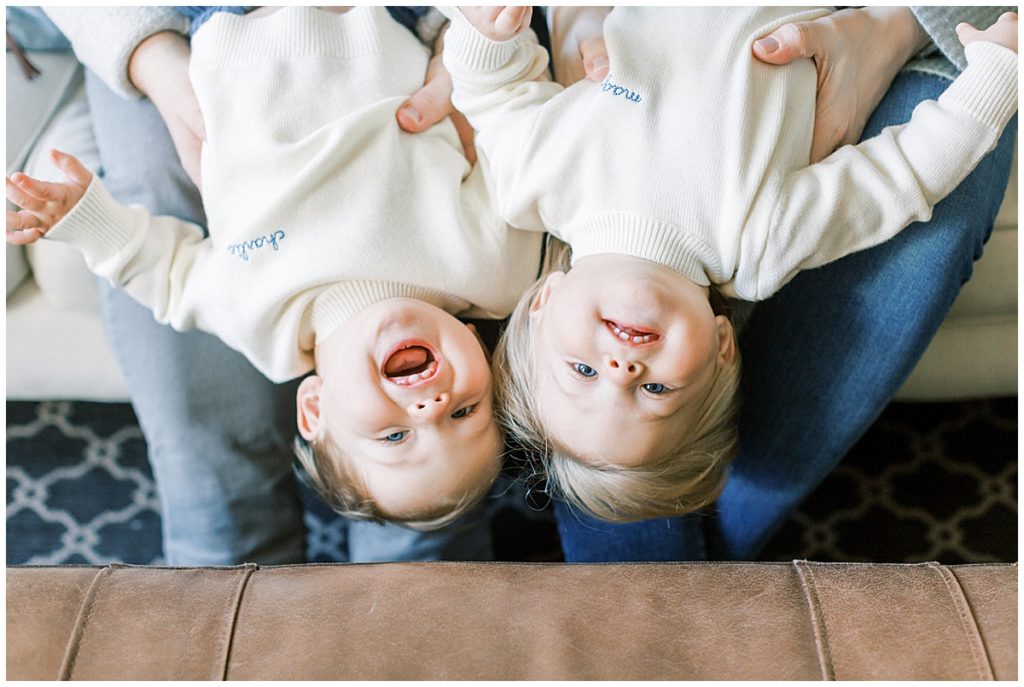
[127,30,190,98]
[868,6,931,65]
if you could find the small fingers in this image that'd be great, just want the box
[955,21,978,36]
[494,6,530,37]
[955,21,987,47]
[6,175,47,211]
[50,149,93,187]
[6,210,44,245]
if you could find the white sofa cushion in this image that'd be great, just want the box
[6,279,128,401]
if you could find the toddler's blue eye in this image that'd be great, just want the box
[642,383,667,394]
[451,405,476,419]
[383,431,408,443]
[573,363,597,378]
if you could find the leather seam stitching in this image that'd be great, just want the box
[218,562,259,680]
[57,563,120,680]
[926,562,995,680]
[794,560,836,680]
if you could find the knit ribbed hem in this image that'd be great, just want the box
[191,6,392,66]
[45,178,137,264]
[305,281,470,344]
[442,8,524,73]
[566,213,717,287]
[940,42,1018,131]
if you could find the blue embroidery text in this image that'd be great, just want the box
[600,77,643,104]
[228,229,287,262]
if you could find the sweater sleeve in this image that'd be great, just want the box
[43,7,189,99]
[741,41,1018,301]
[44,177,217,335]
[442,8,563,231]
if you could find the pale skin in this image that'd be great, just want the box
[296,298,501,519]
[530,255,735,467]
[458,7,1018,468]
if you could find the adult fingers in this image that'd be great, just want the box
[752,20,824,65]
[450,110,477,166]
[397,54,455,133]
[580,36,609,81]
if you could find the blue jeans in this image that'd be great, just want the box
[85,71,493,564]
[556,70,1017,562]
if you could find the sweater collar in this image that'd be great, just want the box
[304,280,470,344]
[565,212,717,286]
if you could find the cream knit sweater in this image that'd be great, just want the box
[443,6,1018,300]
[45,7,543,382]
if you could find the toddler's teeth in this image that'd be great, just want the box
[618,332,629,341]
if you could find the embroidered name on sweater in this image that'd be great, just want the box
[228,230,287,262]
[600,77,642,103]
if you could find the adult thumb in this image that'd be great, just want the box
[397,70,453,133]
[752,22,819,65]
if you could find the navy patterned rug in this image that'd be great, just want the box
[7,398,1016,564]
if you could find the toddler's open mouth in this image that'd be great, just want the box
[604,320,660,345]
[382,341,440,386]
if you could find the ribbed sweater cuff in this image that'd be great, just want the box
[306,281,468,344]
[441,8,524,74]
[567,214,712,287]
[45,178,137,265]
[940,42,1018,131]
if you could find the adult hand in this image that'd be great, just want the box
[396,25,477,166]
[752,7,930,163]
[128,31,206,189]
[547,6,610,86]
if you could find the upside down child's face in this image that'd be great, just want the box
[530,254,735,467]
[297,298,501,518]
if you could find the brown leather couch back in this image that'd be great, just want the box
[7,561,1016,680]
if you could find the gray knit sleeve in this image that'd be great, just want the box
[43,7,189,100]
[910,6,1012,71]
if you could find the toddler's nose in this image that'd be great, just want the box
[604,355,645,384]
[409,391,450,421]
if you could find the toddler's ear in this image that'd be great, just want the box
[530,270,566,314]
[715,315,737,365]
[296,375,324,441]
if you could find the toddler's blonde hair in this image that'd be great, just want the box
[493,238,741,522]
[293,435,499,531]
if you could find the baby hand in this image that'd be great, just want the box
[957,12,1017,54]
[5,149,91,245]
[459,6,532,42]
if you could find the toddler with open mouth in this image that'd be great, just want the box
[442,6,1018,521]
[5,6,543,529]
